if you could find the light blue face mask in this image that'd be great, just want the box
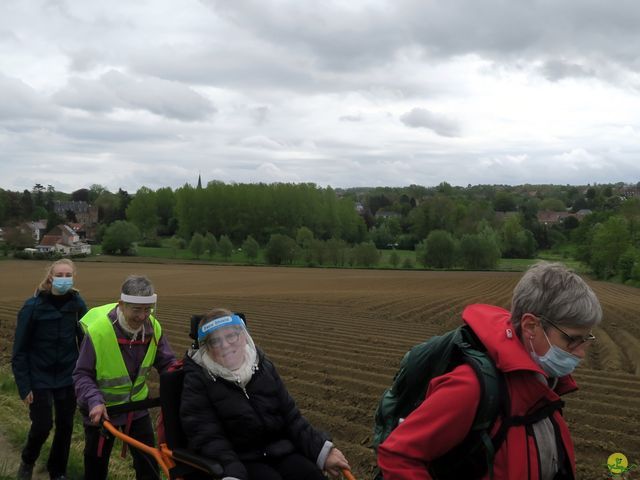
[52,276,74,295]
[530,330,581,377]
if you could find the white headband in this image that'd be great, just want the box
[120,293,157,304]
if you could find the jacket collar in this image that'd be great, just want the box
[462,303,577,393]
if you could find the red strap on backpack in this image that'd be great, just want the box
[120,412,134,458]
[97,434,106,458]
[156,412,166,445]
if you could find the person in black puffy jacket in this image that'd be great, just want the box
[12,258,88,480]
[180,308,351,480]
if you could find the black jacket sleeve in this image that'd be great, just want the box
[266,356,330,462]
[11,298,36,399]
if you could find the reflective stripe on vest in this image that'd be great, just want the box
[80,303,162,407]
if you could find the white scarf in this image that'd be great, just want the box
[192,333,258,388]
[116,307,145,341]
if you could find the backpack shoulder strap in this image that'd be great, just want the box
[460,325,509,478]
[491,399,565,454]
[456,326,503,432]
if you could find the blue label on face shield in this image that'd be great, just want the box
[198,315,245,340]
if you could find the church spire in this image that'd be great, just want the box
[197,172,202,189]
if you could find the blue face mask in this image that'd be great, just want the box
[530,331,581,377]
[52,277,74,295]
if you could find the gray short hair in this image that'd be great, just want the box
[121,275,154,297]
[511,262,602,335]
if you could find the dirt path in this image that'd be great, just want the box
[0,430,21,477]
[0,431,49,480]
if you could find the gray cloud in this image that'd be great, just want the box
[236,135,283,150]
[540,59,596,81]
[67,48,104,72]
[52,76,121,113]
[340,115,363,122]
[251,106,270,125]
[0,74,57,121]
[201,0,407,71]
[2,1,640,192]
[199,0,640,84]
[129,42,319,91]
[56,116,182,143]
[400,108,461,137]
[53,70,216,121]
[0,29,20,44]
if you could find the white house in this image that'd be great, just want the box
[37,224,91,256]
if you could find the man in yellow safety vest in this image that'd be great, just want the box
[73,275,176,480]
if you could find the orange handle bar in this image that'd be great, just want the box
[104,421,356,480]
[102,420,170,478]
[342,468,357,480]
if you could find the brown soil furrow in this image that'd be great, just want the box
[615,329,640,375]
[574,369,640,385]
[587,326,625,372]
[0,261,638,480]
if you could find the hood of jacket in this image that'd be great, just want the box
[462,303,578,395]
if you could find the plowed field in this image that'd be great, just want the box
[1,260,638,479]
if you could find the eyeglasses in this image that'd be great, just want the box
[128,306,153,316]
[537,315,596,350]
[207,330,241,349]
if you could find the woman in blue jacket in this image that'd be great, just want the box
[12,259,88,480]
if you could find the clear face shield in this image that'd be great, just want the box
[198,315,249,370]
[119,293,158,329]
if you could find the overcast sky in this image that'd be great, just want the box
[2,0,640,194]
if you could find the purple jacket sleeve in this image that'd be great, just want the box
[72,335,105,413]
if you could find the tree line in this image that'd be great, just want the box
[2,181,640,284]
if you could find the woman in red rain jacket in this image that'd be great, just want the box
[378,262,602,480]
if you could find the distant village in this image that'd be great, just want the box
[0,200,96,257]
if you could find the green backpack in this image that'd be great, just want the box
[373,325,504,480]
